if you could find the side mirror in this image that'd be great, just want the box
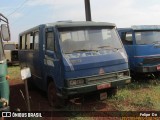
[1,24,10,41]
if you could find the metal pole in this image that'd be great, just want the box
[24,79,31,111]
[84,0,92,21]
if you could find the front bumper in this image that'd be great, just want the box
[62,77,131,98]
[135,64,160,73]
[0,106,10,112]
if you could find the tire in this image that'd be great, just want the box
[47,81,58,107]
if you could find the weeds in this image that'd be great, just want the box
[8,66,160,113]
[108,81,160,111]
[8,66,21,80]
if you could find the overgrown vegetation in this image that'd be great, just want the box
[108,80,160,111]
[8,66,160,112]
[8,66,20,80]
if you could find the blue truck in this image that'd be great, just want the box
[18,21,131,106]
[118,25,160,74]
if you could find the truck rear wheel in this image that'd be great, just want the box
[47,81,58,107]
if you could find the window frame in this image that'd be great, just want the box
[45,28,55,51]
[34,31,39,50]
[121,32,133,45]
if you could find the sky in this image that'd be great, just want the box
[1,0,160,41]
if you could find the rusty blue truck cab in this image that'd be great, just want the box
[19,21,131,106]
[118,25,160,74]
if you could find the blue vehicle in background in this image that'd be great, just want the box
[118,25,160,74]
[18,21,131,106]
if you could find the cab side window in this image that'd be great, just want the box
[34,32,39,50]
[46,32,55,51]
[121,32,133,45]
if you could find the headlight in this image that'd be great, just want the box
[117,72,124,78]
[68,79,85,86]
[69,80,77,86]
[2,101,7,107]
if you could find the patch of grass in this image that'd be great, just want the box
[8,66,20,80]
[126,82,152,90]
[150,86,160,110]
[109,89,135,111]
[131,94,153,108]
[113,89,131,101]
[7,66,22,84]
[108,81,160,111]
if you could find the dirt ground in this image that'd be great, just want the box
[9,78,120,120]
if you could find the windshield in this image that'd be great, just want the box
[59,27,122,54]
[135,31,160,44]
[4,44,16,50]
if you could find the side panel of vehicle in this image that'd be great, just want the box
[118,29,136,70]
[19,26,45,90]
[0,60,10,111]
[43,27,65,92]
[19,26,64,91]
[0,13,10,111]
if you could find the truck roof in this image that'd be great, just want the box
[131,25,160,30]
[118,25,160,31]
[19,21,116,35]
[46,21,116,28]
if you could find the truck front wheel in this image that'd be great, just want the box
[47,81,58,107]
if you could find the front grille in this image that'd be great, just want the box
[143,57,160,64]
[85,71,128,84]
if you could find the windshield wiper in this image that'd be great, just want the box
[73,49,98,53]
[98,45,112,49]
[98,46,120,50]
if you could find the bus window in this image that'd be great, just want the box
[21,35,26,49]
[26,33,34,50]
